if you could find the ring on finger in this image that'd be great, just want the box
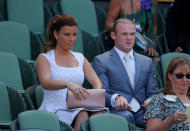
[75,89,80,94]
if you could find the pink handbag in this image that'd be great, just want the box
[66,89,105,109]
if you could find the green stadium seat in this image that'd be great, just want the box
[0,81,25,131]
[0,21,41,60]
[0,52,38,92]
[17,110,73,131]
[81,113,129,131]
[7,0,52,46]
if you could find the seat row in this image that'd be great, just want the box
[0,80,142,131]
[0,0,107,62]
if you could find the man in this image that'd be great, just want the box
[166,0,190,54]
[92,18,157,128]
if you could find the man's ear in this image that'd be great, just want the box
[110,31,116,40]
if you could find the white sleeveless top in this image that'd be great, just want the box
[38,49,84,125]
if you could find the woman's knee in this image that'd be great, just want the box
[77,110,89,120]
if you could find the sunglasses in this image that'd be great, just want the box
[173,73,190,79]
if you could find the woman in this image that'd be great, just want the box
[36,14,102,131]
[105,0,159,60]
[145,57,190,130]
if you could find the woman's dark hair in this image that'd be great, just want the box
[43,14,78,52]
[163,57,190,96]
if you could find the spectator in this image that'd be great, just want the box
[36,14,102,131]
[93,18,157,128]
[145,57,190,130]
[105,0,159,61]
[166,0,190,54]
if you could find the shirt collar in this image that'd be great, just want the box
[114,47,134,60]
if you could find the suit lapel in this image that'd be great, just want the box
[134,52,141,89]
[110,49,133,91]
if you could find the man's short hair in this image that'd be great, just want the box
[113,18,135,33]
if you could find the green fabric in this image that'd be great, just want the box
[82,30,105,62]
[7,86,25,120]
[60,0,99,35]
[120,10,146,35]
[94,4,107,33]
[81,114,145,131]
[7,0,44,34]
[89,114,129,131]
[30,31,43,60]
[17,57,39,90]
[0,21,31,60]
[0,52,24,92]
[59,121,74,131]
[119,0,158,57]
[119,0,154,39]
[0,82,12,122]
[18,110,61,131]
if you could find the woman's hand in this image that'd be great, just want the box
[145,47,159,56]
[67,82,90,100]
[142,98,151,109]
[168,112,187,124]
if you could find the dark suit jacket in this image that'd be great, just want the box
[92,48,157,108]
[166,0,190,52]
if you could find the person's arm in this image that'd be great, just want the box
[83,57,102,89]
[147,112,188,131]
[92,56,113,107]
[36,55,69,90]
[105,0,121,32]
[36,55,88,100]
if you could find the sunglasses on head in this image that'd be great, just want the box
[173,73,190,79]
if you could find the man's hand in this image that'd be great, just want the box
[142,98,151,109]
[115,96,131,111]
[175,46,183,52]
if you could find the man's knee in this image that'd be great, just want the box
[111,110,135,124]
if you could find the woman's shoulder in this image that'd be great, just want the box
[71,51,84,58]
[40,49,54,60]
[151,93,165,101]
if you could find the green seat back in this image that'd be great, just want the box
[0,52,24,92]
[18,110,61,131]
[18,129,49,131]
[0,81,11,122]
[0,21,31,60]
[71,29,84,53]
[89,114,129,131]
[161,52,190,78]
[35,85,44,109]
[7,0,44,34]
[60,0,99,35]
